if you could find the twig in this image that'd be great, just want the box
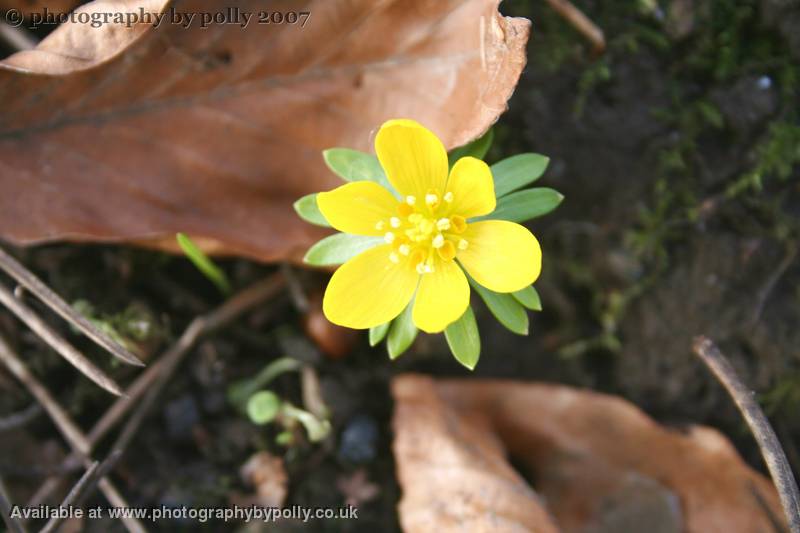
[0,335,147,533]
[693,336,800,533]
[28,273,286,507]
[0,403,41,432]
[0,246,144,367]
[39,451,122,533]
[0,474,26,533]
[0,283,124,396]
[0,21,37,52]
[544,0,606,53]
[749,245,797,328]
[281,263,309,313]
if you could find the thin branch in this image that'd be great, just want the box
[39,451,122,533]
[544,0,606,54]
[0,283,124,396]
[749,245,797,328]
[281,263,309,313]
[693,336,800,533]
[0,474,26,533]
[28,273,286,507]
[0,335,147,533]
[0,21,38,52]
[0,403,41,432]
[0,246,144,367]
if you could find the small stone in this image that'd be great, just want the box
[338,414,379,463]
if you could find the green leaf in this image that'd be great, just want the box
[369,322,390,346]
[512,286,542,311]
[323,148,394,192]
[387,302,418,359]
[176,233,231,295]
[247,390,282,425]
[478,188,564,223]
[491,153,550,197]
[294,194,331,227]
[444,306,480,370]
[469,279,529,335]
[304,234,383,266]
[448,128,494,167]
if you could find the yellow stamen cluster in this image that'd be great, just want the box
[377,192,469,274]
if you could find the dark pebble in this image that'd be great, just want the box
[338,414,379,464]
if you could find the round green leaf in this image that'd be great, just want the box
[246,390,282,425]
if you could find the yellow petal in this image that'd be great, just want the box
[323,245,418,329]
[375,119,448,201]
[457,220,541,293]
[446,156,496,218]
[412,259,470,333]
[317,181,398,236]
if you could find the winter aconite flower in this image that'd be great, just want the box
[317,119,541,333]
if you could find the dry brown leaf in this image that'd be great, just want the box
[392,375,786,533]
[237,450,288,508]
[0,0,529,263]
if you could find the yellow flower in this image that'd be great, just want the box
[317,119,542,333]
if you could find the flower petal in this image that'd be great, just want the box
[458,220,541,293]
[412,259,470,333]
[375,119,448,200]
[317,181,399,236]
[323,245,418,329]
[446,156,496,218]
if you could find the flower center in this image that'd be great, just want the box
[376,192,469,274]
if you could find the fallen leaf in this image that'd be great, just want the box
[392,375,786,533]
[337,468,380,507]
[237,450,288,508]
[0,0,530,263]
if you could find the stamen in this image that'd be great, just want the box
[432,234,445,249]
[424,264,434,273]
[405,195,417,205]
[389,252,400,264]
[390,217,401,228]
[384,232,396,244]
[437,241,456,261]
[399,244,411,256]
[425,193,438,205]
[444,191,454,203]
[415,262,426,274]
[375,220,386,230]
[436,218,451,231]
[458,239,469,250]
[450,215,467,233]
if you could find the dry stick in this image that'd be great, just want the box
[544,0,606,53]
[0,21,38,51]
[693,336,800,533]
[39,451,122,533]
[28,273,286,507]
[0,474,26,533]
[0,336,147,533]
[0,246,144,367]
[0,283,124,396]
[0,403,41,432]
